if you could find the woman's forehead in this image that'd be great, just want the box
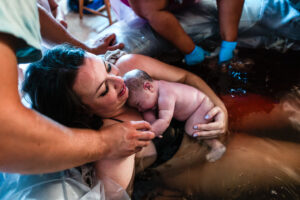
[73,54,106,94]
[81,54,105,77]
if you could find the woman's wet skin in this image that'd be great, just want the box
[73,53,129,118]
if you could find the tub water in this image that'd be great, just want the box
[132,48,300,200]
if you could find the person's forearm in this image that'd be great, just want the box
[117,54,226,112]
[38,5,89,50]
[217,0,244,41]
[0,40,103,174]
[0,105,105,174]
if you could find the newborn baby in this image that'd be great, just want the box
[123,69,226,162]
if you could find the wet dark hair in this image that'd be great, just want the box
[123,69,153,93]
[22,44,102,129]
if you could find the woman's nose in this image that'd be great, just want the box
[107,75,124,88]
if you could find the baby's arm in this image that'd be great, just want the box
[151,95,176,136]
[143,110,157,124]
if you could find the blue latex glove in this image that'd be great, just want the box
[219,40,237,64]
[184,45,209,66]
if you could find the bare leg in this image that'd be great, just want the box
[129,0,195,54]
[155,133,300,198]
[217,0,245,41]
[184,96,225,162]
[184,96,214,135]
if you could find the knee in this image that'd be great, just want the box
[134,8,158,20]
[129,1,164,20]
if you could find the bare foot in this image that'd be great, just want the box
[206,145,226,162]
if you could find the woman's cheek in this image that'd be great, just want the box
[107,92,117,103]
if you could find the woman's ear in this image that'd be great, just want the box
[143,81,154,92]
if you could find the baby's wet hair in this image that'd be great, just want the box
[123,69,153,92]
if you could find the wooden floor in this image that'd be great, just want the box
[60,0,117,43]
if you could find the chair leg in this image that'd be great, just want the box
[104,0,112,25]
[79,0,84,19]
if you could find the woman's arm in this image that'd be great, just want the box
[116,54,228,134]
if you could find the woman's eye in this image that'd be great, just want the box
[107,63,112,73]
[99,84,109,97]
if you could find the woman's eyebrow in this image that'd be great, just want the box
[102,58,107,70]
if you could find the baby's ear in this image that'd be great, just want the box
[143,81,154,92]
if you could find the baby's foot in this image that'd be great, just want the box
[206,146,226,162]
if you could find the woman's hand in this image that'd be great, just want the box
[192,106,227,139]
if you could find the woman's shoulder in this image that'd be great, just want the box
[102,107,143,127]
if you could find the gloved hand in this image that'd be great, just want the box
[219,40,237,64]
[184,45,210,66]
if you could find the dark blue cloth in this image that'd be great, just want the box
[68,0,104,14]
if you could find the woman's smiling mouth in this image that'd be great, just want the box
[118,84,127,97]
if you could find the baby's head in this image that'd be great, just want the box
[123,69,158,112]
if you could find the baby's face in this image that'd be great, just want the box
[128,90,157,112]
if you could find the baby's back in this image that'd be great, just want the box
[158,80,209,121]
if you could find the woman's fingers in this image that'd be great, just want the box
[194,121,225,132]
[192,130,223,139]
[204,106,223,121]
[192,106,227,138]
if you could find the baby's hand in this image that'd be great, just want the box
[151,127,163,138]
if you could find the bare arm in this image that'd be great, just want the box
[143,110,157,124]
[117,54,227,116]
[151,95,176,136]
[217,0,245,42]
[0,37,154,174]
[38,3,124,54]
[47,0,68,28]
[38,4,86,49]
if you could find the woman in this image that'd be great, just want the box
[22,45,300,199]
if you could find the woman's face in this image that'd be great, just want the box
[73,53,129,118]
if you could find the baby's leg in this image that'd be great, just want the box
[205,139,226,162]
[184,96,214,136]
[185,97,226,162]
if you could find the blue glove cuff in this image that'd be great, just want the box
[184,45,209,66]
[187,45,201,57]
[221,40,237,51]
